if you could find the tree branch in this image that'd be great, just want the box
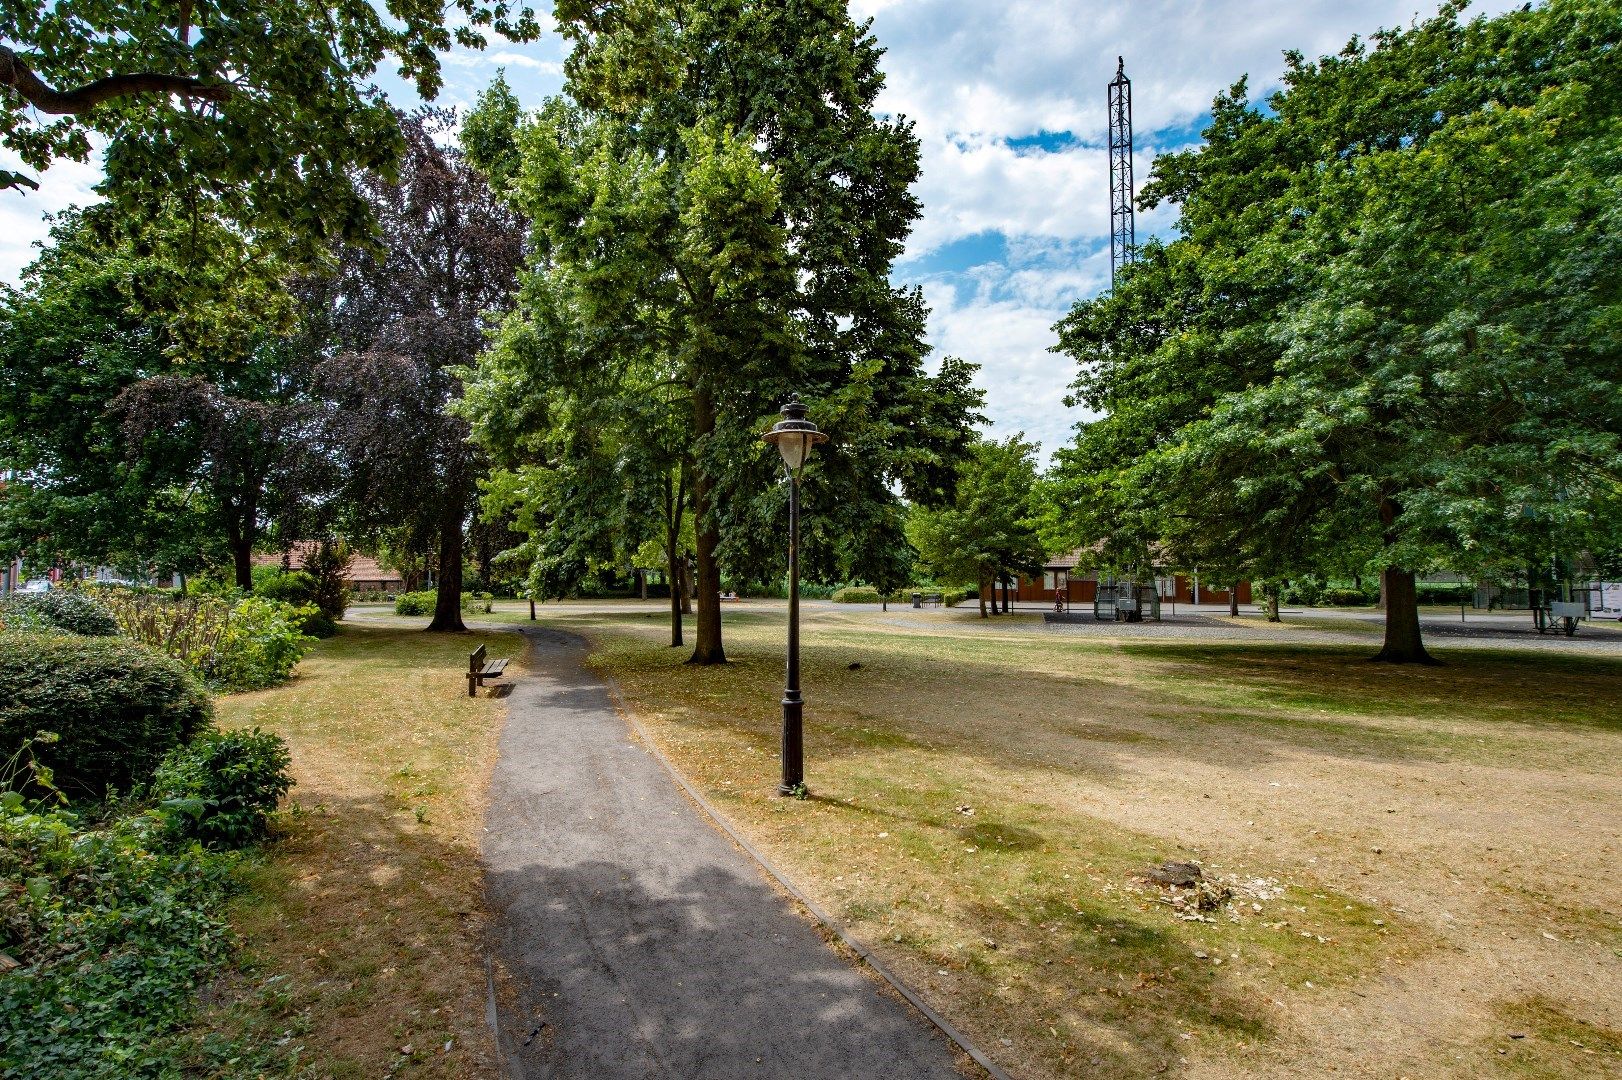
[0,45,229,115]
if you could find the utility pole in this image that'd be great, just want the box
[1108,56,1136,286]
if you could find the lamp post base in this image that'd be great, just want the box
[776,691,804,796]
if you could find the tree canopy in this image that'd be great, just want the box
[1050,0,1622,661]
[908,435,1046,618]
[462,3,983,663]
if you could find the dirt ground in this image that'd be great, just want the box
[505,600,1621,1080]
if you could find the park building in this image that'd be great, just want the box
[1010,549,1252,609]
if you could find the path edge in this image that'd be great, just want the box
[523,626,1014,1080]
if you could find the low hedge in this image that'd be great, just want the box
[394,590,493,616]
[830,586,885,603]
[0,634,212,800]
[0,591,118,637]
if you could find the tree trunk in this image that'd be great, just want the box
[1372,567,1436,664]
[225,506,254,591]
[1229,585,1239,617]
[427,477,467,632]
[679,556,694,615]
[687,389,724,664]
[1264,582,1280,622]
[978,572,989,618]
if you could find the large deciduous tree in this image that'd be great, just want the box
[1051,0,1622,662]
[0,211,310,582]
[313,111,524,633]
[0,0,536,223]
[463,4,983,664]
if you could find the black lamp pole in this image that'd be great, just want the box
[781,466,803,795]
[762,399,826,797]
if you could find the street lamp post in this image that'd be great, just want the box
[762,398,827,797]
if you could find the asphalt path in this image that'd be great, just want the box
[481,627,965,1080]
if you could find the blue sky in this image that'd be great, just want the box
[0,0,1521,457]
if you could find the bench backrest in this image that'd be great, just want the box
[470,644,487,672]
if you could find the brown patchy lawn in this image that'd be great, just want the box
[499,600,1621,1080]
[198,622,522,1079]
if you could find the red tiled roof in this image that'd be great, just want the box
[251,544,403,585]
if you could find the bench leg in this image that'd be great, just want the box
[468,673,478,697]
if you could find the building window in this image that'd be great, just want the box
[1043,571,1058,590]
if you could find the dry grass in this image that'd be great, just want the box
[496,601,1621,1080]
[197,622,522,1079]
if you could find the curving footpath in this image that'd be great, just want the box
[481,627,966,1080]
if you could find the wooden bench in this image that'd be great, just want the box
[467,643,510,696]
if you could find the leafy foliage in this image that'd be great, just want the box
[215,597,314,692]
[830,586,885,604]
[0,633,211,800]
[150,728,292,848]
[1,0,538,344]
[100,590,313,690]
[1049,0,1622,661]
[908,436,1047,616]
[0,590,118,636]
[461,2,984,663]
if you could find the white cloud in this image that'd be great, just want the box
[0,150,102,285]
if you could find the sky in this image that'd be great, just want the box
[0,0,1522,458]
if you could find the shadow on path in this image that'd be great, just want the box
[483,628,963,1080]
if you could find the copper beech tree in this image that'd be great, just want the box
[312,112,524,633]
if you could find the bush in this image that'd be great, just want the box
[0,634,212,800]
[253,568,317,605]
[830,586,884,603]
[217,597,315,692]
[102,592,312,691]
[394,590,491,616]
[150,728,293,848]
[1320,587,1375,606]
[942,588,972,606]
[394,590,435,616]
[0,798,237,1079]
[1416,582,1473,606]
[0,591,118,637]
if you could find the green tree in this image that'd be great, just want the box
[907,435,1046,619]
[1051,0,1622,662]
[463,6,982,664]
[0,212,305,582]
[312,111,524,633]
[1,0,536,222]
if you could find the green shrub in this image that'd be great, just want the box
[1416,582,1473,606]
[394,590,435,616]
[394,590,490,616]
[0,591,118,637]
[942,588,972,607]
[102,591,232,674]
[830,586,884,603]
[217,597,315,692]
[1321,587,1375,606]
[253,568,340,638]
[150,728,293,848]
[0,634,212,800]
[253,568,317,605]
[0,798,237,1079]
